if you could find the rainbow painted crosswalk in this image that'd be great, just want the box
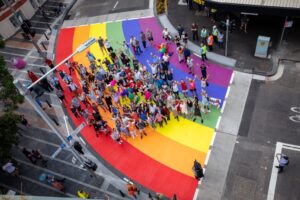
[56,17,233,200]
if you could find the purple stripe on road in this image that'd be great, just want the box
[139,17,233,88]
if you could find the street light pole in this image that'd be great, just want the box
[27,37,97,90]
[225,19,229,57]
[279,16,288,47]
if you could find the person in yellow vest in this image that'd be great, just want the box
[212,25,218,42]
[207,34,214,51]
[200,26,208,44]
[200,43,207,61]
[77,190,89,199]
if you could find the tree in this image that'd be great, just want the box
[0,52,24,112]
[0,37,4,48]
[0,112,21,162]
[0,40,24,162]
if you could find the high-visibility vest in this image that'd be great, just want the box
[207,35,213,46]
[200,29,207,38]
[212,28,218,36]
[202,45,207,54]
[193,0,205,5]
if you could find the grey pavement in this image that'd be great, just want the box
[196,71,252,200]
[165,1,300,75]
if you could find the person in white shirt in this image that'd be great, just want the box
[187,57,194,75]
[162,28,171,42]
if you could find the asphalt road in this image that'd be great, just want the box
[223,61,300,200]
[69,0,149,19]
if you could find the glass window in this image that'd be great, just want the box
[9,11,25,27]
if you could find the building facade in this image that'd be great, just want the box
[0,0,46,40]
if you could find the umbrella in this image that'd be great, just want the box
[12,58,26,69]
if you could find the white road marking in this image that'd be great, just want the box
[267,142,300,200]
[178,0,188,5]
[0,51,43,60]
[19,175,75,197]
[112,1,119,10]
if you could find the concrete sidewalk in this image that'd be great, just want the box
[157,14,237,68]
[195,71,252,200]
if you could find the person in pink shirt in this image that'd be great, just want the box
[187,76,197,97]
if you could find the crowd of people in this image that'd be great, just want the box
[177,21,225,53]
[26,26,221,146]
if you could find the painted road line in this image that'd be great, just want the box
[193,188,200,200]
[112,1,119,10]
[20,175,75,197]
[15,158,125,199]
[79,136,86,145]
[267,142,282,200]
[215,116,222,131]
[225,86,231,99]
[0,51,43,60]
[0,182,30,196]
[230,72,235,85]
[221,100,226,113]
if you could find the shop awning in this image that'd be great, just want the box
[206,0,300,9]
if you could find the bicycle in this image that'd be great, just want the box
[289,107,300,123]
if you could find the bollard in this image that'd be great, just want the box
[118,190,125,197]
[44,32,49,40]
[45,99,52,108]
[39,67,45,74]
[41,41,47,51]
[51,117,60,126]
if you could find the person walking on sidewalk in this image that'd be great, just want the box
[191,22,199,41]
[240,15,249,33]
[20,115,30,127]
[176,24,184,39]
[276,153,289,173]
[22,148,36,164]
[207,34,214,51]
[73,141,84,155]
[127,183,140,199]
[200,43,208,61]
[44,58,55,70]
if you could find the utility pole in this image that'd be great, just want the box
[225,18,229,57]
[279,16,288,47]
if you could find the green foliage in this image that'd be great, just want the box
[0,112,21,162]
[0,56,24,112]
[0,38,24,161]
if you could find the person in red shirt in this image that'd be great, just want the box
[45,58,54,69]
[27,70,38,83]
[180,79,188,97]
